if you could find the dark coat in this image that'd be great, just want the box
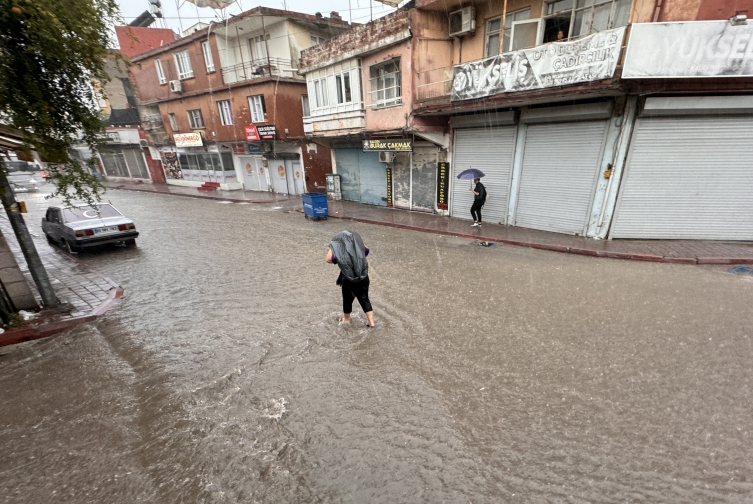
[329,230,369,282]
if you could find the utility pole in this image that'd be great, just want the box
[0,161,60,307]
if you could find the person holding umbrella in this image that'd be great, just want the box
[456,168,486,227]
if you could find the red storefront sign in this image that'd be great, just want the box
[245,125,260,141]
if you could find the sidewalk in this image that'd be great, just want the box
[104,183,753,264]
[102,180,294,203]
[0,216,123,349]
[319,200,753,265]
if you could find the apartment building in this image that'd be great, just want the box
[127,8,349,193]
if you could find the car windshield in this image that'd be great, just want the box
[62,204,122,223]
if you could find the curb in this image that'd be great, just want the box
[0,285,123,347]
[304,209,753,266]
[107,185,293,204]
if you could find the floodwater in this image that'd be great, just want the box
[1,190,752,503]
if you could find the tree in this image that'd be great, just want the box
[0,0,120,307]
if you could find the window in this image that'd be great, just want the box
[174,50,194,80]
[155,59,166,85]
[217,100,233,125]
[503,9,531,52]
[187,109,204,129]
[168,113,178,131]
[249,34,271,63]
[335,72,352,104]
[201,41,215,73]
[369,59,401,108]
[302,95,310,117]
[313,78,329,108]
[485,18,502,58]
[248,95,266,123]
[542,0,630,43]
[310,35,326,46]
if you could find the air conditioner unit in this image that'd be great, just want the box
[449,7,476,37]
[169,80,183,93]
[139,139,148,148]
[379,151,395,164]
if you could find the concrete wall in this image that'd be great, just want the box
[0,235,37,311]
[300,9,411,71]
[362,41,414,130]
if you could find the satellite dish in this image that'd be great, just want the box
[184,0,237,8]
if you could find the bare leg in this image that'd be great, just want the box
[365,311,374,327]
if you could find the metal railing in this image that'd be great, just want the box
[416,66,454,101]
[222,58,296,85]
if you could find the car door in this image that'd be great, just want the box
[50,209,64,241]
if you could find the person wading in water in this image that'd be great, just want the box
[326,230,375,327]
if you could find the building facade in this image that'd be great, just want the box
[409,0,752,240]
[127,8,349,193]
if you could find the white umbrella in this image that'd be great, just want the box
[184,0,236,9]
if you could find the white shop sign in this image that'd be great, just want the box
[623,21,753,78]
[174,132,203,147]
[451,27,625,101]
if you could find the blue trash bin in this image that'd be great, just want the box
[302,192,328,221]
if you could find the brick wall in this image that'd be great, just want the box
[300,9,410,70]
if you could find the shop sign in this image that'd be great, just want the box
[436,161,449,209]
[247,143,263,155]
[245,125,260,141]
[231,143,246,155]
[623,21,753,78]
[257,125,276,139]
[106,131,121,143]
[362,139,413,152]
[451,26,625,101]
[174,132,203,147]
[385,167,393,207]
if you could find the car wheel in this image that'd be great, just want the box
[124,239,136,248]
[63,239,80,254]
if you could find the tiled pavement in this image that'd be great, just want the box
[0,214,122,347]
[101,180,294,203]
[321,200,753,265]
[105,182,753,263]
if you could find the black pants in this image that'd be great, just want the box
[342,277,372,314]
[471,201,483,222]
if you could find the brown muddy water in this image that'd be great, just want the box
[1,190,752,503]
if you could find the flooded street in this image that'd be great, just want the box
[1,189,752,503]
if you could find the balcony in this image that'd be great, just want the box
[416,66,453,101]
[221,58,297,85]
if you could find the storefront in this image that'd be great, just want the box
[450,114,517,225]
[608,20,753,240]
[169,133,238,187]
[333,144,388,206]
[99,130,151,181]
[610,97,753,240]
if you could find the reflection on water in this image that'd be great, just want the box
[1,190,752,503]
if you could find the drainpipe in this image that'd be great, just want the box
[652,0,665,22]
[500,0,508,54]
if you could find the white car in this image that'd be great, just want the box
[6,161,41,192]
[42,203,138,253]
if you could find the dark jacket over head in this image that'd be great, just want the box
[329,230,369,282]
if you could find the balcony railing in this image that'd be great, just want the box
[222,58,296,85]
[416,66,453,101]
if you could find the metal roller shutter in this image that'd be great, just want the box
[359,151,388,206]
[334,148,361,202]
[611,116,753,240]
[514,121,607,235]
[451,127,516,224]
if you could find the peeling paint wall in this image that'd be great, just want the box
[391,152,412,208]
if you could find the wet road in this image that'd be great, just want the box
[1,189,752,503]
